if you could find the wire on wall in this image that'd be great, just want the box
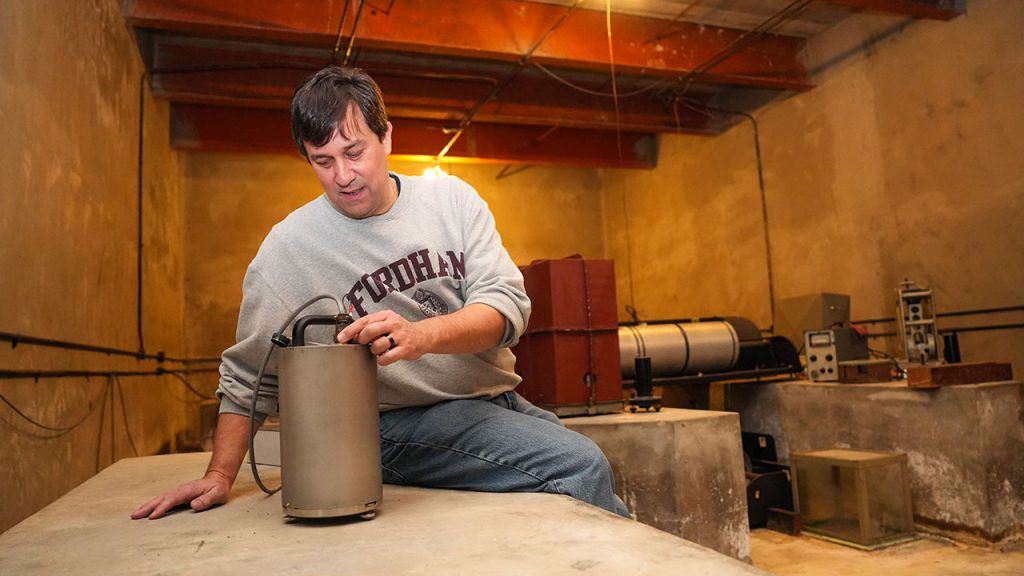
[330,0,353,64]
[605,0,623,163]
[676,99,776,332]
[665,0,813,101]
[137,71,148,358]
[1,369,216,465]
[164,370,216,400]
[643,0,707,45]
[94,380,111,472]
[0,367,219,381]
[114,376,140,457]
[343,1,367,67]
[532,63,669,99]
[434,0,583,163]
[0,331,219,364]
[0,382,106,437]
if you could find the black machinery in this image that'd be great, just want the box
[619,316,802,411]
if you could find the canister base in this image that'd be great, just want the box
[284,500,380,519]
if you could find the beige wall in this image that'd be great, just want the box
[5,0,1021,536]
[184,154,605,360]
[601,0,1024,372]
[600,126,772,326]
[0,0,192,533]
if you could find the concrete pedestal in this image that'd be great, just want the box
[726,379,1024,545]
[0,453,770,575]
[564,408,750,561]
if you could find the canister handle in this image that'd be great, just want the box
[290,314,353,347]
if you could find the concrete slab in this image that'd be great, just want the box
[564,408,751,561]
[727,379,1024,546]
[0,453,770,576]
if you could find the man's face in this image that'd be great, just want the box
[305,104,396,219]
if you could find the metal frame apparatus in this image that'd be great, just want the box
[896,279,940,364]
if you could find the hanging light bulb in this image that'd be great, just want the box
[422,163,448,177]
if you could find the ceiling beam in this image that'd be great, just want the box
[125,0,810,91]
[170,104,658,168]
[152,68,714,134]
[146,37,718,133]
[822,0,964,20]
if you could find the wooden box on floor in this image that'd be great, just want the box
[791,448,915,550]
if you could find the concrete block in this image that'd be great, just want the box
[0,453,771,576]
[564,408,751,561]
[726,379,1024,546]
[725,381,791,460]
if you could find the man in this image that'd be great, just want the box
[132,66,629,520]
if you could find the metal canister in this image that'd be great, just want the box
[277,343,382,518]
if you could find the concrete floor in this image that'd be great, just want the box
[750,529,1024,576]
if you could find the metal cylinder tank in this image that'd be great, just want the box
[620,320,741,378]
[278,343,382,519]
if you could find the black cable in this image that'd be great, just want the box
[855,304,1024,325]
[619,187,639,319]
[940,323,1024,335]
[114,376,140,457]
[605,0,622,163]
[532,62,669,98]
[667,0,812,100]
[0,330,217,363]
[435,0,583,162]
[249,294,345,495]
[0,382,105,434]
[137,72,147,358]
[868,347,905,378]
[0,368,219,380]
[109,376,115,464]
[643,0,706,45]
[95,379,111,472]
[342,0,366,67]
[676,99,776,332]
[330,0,353,64]
[165,371,216,400]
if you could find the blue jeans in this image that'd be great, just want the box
[378,391,630,518]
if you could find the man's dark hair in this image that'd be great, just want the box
[290,66,389,159]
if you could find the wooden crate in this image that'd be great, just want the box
[512,330,623,416]
[838,359,894,383]
[907,362,1013,389]
[521,257,618,333]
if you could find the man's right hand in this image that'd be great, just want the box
[130,412,252,520]
[130,473,231,520]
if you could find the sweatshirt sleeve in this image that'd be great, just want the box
[216,267,291,420]
[452,177,531,347]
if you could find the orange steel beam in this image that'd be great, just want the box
[154,70,712,133]
[170,104,659,168]
[148,40,715,133]
[823,0,963,20]
[125,0,809,91]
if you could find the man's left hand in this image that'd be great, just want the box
[337,310,431,366]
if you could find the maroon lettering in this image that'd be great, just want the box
[446,251,465,280]
[370,266,396,294]
[345,282,368,316]
[407,249,438,282]
[436,253,450,278]
[388,258,416,291]
[361,272,389,303]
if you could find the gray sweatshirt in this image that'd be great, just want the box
[217,173,530,417]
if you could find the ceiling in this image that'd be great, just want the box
[124,0,963,168]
